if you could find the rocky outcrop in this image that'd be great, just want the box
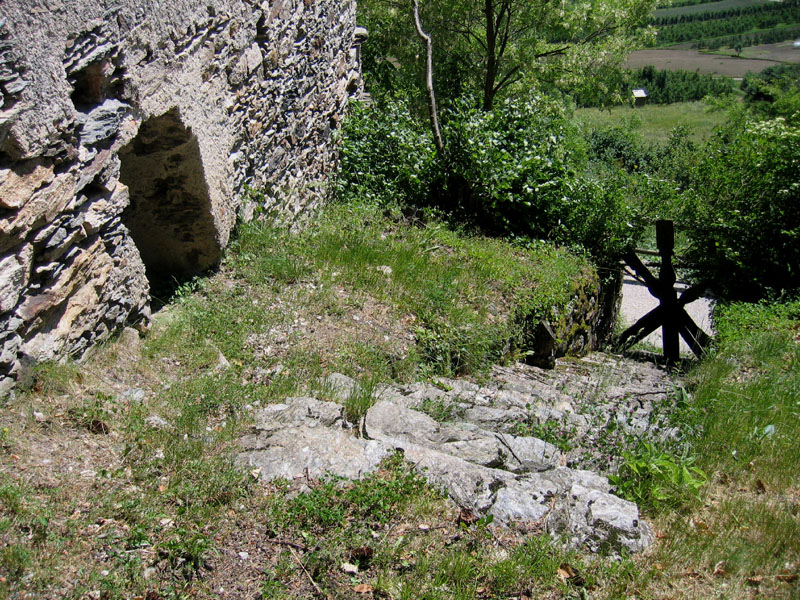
[237,353,677,555]
[0,1,364,395]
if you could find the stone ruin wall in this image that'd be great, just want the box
[0,0,365,397]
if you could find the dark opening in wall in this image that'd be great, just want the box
[119,108,220,299]
[68,57,125,109]
[70,61,109,106]
[255,14,269,43]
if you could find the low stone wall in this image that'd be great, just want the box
[0,0,363,396]
[520,266,621,368]
[552,267,623,357]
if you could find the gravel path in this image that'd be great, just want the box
[620,274,714,355]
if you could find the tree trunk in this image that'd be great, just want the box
[483,0,497,111]
[412,0,445,153]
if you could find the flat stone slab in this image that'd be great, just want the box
[237,354,679,555]
[238,425,390,481]
[237,397,390,481]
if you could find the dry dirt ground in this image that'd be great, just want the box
[625,49,785,76]
[737,40,800,63]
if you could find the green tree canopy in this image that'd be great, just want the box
[360,0,657,109]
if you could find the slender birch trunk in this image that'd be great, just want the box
[412,0,445,154]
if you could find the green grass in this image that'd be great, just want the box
[576,101,728,144]
[227,200,590,379]
[0,199,594,599]
[607,298,800,599]
[690,300,800,488]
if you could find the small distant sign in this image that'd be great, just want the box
[632,88,648,106]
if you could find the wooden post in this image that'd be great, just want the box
[617,220,710,361]
[656,220,679,363]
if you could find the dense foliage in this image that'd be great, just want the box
[336,98,438,208]
[583,85,800,299]
[575,66,733,106]
[359,0,657,109]
[680,115,800,299]
[586,121,696,179]
[741,63,800,110]
[337,95,638,263]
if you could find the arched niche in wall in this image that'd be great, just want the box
[119,108,221,290]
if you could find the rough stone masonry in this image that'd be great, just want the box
[0,0,366,396]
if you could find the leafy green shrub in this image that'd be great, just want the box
[680,115,800,299]
[587,124,658,173]
[740,64,800,122]
[442,95,639,261]
[741,64,800,104]
[610,442,706,511]
[336,97,438,207]
[337,94,640,264]
[618,125,699,228]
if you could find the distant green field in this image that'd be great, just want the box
[654,0,773,18]
[575,101,728,144]
[710,39,800,61]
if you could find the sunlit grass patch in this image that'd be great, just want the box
[608,298,800,599]
[226,200,590,379]
[577,101,727,144]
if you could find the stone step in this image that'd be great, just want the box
[237,353,680,555]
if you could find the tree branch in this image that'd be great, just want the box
[494,0,508,34]
[534,45,570,59]
[462,28,488,51]
[483,0,498,110]
[534,24,620,59]
[493,64,522,94]
[497,1,514,59]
